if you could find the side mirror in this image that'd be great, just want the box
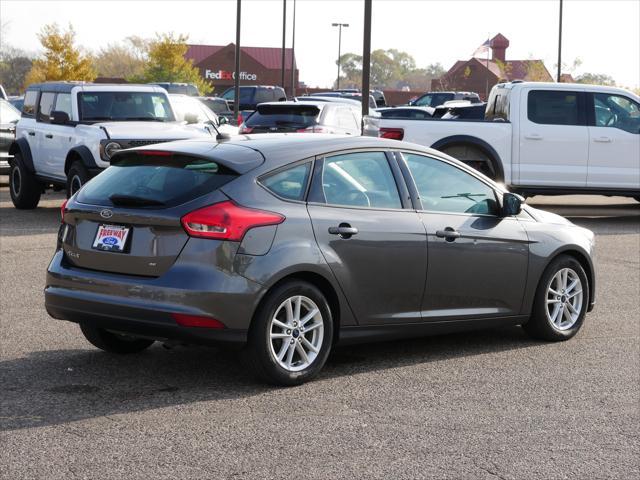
[218,116,228,125]
[501,192,524,217]
[50,110,70,125]
[184,113,199,124]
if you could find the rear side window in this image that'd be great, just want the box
[255,89,273,104]
[528,90,585,126]
[37,92,56,122]
[260,162,311,201]
[22,90,38,117]
[76,154,238,208]
[245,105,320,128]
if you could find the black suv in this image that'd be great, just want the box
[221,86,286,111]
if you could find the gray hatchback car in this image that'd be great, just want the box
[46,135,596,385]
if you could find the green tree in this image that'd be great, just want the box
[94,37,147,79]
[0,46,33,95]
[131,33,212,95]
[24,23,96,86]
[575,72,616,86]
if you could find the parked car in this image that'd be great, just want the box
[295,95,361,107]
[8,82,215,209]
[310,91,377,110]
[433,102,487,120]
[197,96,235,124]
[169,94,238,136]
[8,96,25,112]
[150,82,200,96]
[46,134,596,385]
[1,99,21,174]
[332,89,387,107]
[377,106,434,119]
[408,91,481,107]
[221,85,287,111]
[377,82,640,200]
[239,101,361,135]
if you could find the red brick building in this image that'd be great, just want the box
[184,43,298,95]
[432,34,553,100]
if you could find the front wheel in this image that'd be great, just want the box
[80,323,155,354]
[523,255,589,341]
[66,161,89,198]
[246,281,333,386]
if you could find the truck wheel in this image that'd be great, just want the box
[440,144,499,180]
[9,153,41,209]
[66,161,89,198]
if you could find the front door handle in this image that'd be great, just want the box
[27,131,35,136]
[436,228,461,242]
[328,223,358,239]
[594,136,612,143]
[45,134,53,139]
[524,133,542,140]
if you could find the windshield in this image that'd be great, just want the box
[245,105,320,128]
[202,98,230,114]
[78,92,175,122]
[414,93,454,107]
[170,96,216,123]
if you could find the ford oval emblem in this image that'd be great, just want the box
[100,209,113,219]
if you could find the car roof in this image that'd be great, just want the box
[26,82,166,94]
[297,96,361,106]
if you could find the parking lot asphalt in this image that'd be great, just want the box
[1,180,638,480]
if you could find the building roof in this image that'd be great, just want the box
[186,43,296,70]
[450,57,553,82]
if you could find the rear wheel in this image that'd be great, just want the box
[246,280,333,386]
[440,144,499,180]
[523,255,589,341]
[80,323,155,354]
[66,161,89,198]
[9,153,41,209]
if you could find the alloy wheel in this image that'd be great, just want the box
[70,175,83,195]
[545,267,583,331]
[11,165,21,197]
[269,295,324,372]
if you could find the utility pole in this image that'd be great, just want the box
[281,0,287,94]
[234,0,241,123]
[362,0,372,118]
[557,0,563,82]
[332,23,349,89]
[290,0,296,97]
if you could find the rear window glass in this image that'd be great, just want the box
[245,105,320,128]
[76,154,238,208]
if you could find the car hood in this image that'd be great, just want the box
[95,121,212,139]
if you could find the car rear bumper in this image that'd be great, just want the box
[45,248,265,346]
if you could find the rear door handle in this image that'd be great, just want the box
[524,133,542,140]
[435,228,461,241]
[45,134,53,139]
[328,223,358,238]
[594,136,612,143]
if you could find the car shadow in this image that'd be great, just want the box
[1,325,541,432]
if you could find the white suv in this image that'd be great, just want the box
[8,82,215,209]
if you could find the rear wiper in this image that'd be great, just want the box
[109,194,165,207]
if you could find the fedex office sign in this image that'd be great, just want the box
[205,69,257,81]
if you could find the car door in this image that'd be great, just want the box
[307,150,427,325]
[518,88,589,187]
[34,91,59,177]
[400,152,529,320]
[47,93,75,175]
[587,92,640,189]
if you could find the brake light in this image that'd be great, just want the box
[172,313,225,329]
[137,150,173,157]
[60,199,68,223]
[239,124,253,134]
[380,127,404,140]
[181,201,285,241]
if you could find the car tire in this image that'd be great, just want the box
[246,280,334,386]
[66,161,89,198]
[80,323,155,354]
[523,255,589,342]
[440,144,499,180]
[9,153,41,209]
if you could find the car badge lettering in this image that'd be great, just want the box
[100,209,113,219]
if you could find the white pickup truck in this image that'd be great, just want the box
[377,81,640,200]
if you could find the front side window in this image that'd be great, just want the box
[78,92,174,122]
[527,90,584,126]
[37,92,56,122]
[54,93,72,117]
[593,93,640,134]
[22,90,38,117]
[260,162,311,201]
[404,153,498,215]
[321,152,401,209]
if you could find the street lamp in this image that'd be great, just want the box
[332,22,349,90]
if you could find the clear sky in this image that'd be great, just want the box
[1,0,639,89]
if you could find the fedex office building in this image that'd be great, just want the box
[185,43,299,94]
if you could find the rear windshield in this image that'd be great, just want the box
[414,93,454,107]
[78,92,175,122]
[245,105,320,128]
[76,154,237,208]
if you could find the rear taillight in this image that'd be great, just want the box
[60,199,68,223]
[239,124,253,134]
[181,201,285,241]
[380,127,404,140]
[172,313,225,329]
[137,150,173,157]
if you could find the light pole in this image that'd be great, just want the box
[332,22,349,90]
[281,0,287,93]
[557,0,563,82]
